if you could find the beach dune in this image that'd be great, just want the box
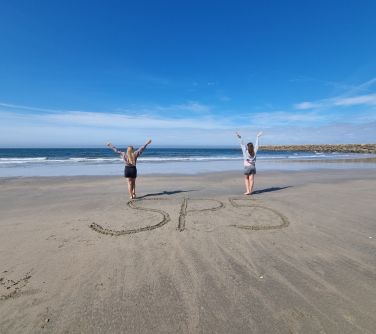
[0,170,375,333]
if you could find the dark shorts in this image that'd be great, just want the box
[124,166,137,178]
[244,165,256,175]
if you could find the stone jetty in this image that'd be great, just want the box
[260,144,376,153]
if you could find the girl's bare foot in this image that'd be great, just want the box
[244,192,251,195]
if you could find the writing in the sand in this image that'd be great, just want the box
[89,197,289,236]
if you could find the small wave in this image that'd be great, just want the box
[287,155,326,159]
[0,157,48,164]
[67,157,121,162]
[138,156,241,162]
[1,152,375,166]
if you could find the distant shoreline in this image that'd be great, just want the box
[260,144,376,153]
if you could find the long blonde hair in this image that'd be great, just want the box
[127,146,136,165]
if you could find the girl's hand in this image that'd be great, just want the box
[257,132,263,137]
[236,132,241,138]
[146,139,152,145]
[106,142,113,148]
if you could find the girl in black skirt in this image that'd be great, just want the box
[107,139,152,199]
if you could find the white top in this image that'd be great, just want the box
[239,136,259,167]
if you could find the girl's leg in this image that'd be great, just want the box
[127,178,133,198]
[244,175,251,194]
[132,179,136,198]
[249,174,255,194]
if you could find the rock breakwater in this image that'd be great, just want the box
[260,144,376,153]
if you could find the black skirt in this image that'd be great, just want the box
[124,166,137,178]
[244,165,256,175]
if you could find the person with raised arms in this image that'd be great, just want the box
[236,131,263,195]
[107,139,152,199]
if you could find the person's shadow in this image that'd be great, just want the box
[137,190,196,199]
[252,186,291,195]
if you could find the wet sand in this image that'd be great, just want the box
[0,170,375,333]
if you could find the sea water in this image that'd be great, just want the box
[0,148,376,177]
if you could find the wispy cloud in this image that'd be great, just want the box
[167,101,211,113]
[0,102,80,113]
[0,104,234,146]
[348,77,376,94]
[252,111,324,124]
[333,94,376,106]
[290,76,376,93]
[219,95,231,102]
[42,111,220,129]
[294,77,376,110]
[0,101,221,130]
[1,100,212,116]
[293,102,321,110]
[295,93,376,110]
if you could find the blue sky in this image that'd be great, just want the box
[1,0,376,147]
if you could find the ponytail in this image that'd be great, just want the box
[127,146,136,165]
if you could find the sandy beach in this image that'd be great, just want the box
[0,170,375,333]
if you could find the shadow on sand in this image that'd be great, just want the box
[137,190,197,199]
[252,186,291,195]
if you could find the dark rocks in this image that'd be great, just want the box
[260,144,376,153]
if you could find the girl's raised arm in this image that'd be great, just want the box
[254,132,263,154]
[136,139,152,157]
[236,132,248,159]
[106,142,124,155]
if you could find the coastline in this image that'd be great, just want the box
[1,156,376,177]
[1,169,376,333]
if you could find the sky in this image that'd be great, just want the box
[1,0,376,147]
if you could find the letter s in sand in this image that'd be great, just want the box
[89,198,170,235]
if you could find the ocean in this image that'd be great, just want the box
[1,148,376,177]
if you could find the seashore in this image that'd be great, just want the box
[0,169,376,333]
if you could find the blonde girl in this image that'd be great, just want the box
[107,139,152,199]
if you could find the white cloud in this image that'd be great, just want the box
[51,112,215,128]
[115,101,211,116]
[294,93,376,110]
[333,94,376,106]
[1,100,376,147]
[252,111,324,124]
[171,101,211,113]
[294,101,322,110]
[0,102,78,113]
[219,95,231,102]
[294,75,376,111]
[0,110,226,130]
[263,121,376,145]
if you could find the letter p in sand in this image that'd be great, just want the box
[177,198,225,232]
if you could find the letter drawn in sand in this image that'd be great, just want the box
[90,198,170,236]
[229,197,289,230]
[0,272,32,300]
[178,198,224,232]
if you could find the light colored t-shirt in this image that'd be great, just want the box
[239,136,259,167]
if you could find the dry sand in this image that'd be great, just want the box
[0,170,375,333]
